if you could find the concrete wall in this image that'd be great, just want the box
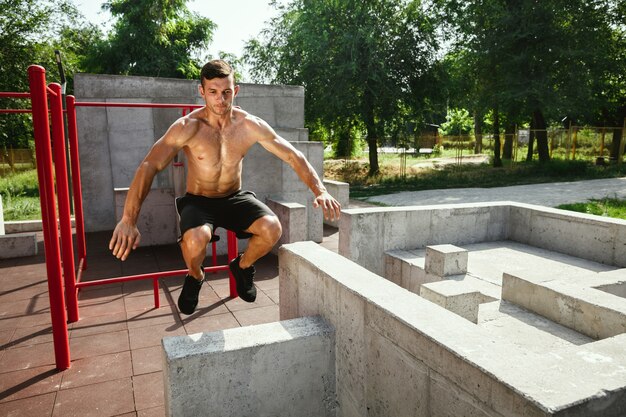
[340,202,626,276]
[279,241,626,417]
[74,73,320,243]
[162,316,337,417]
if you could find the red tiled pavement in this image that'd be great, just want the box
[0,225,340,416]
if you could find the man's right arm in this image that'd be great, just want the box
[109,119,192,260]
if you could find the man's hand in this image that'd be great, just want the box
[109,219,141,261]
[313,191,341,221]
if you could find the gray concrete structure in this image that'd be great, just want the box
[161,201,626,416]
[74,73,323,253]
[280,240,626,417]
[323,179,350,228]
[339,201,626,277]
[0,232,38,259]
[0,196,38,259]
[162,316,336,417]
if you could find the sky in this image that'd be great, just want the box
[73,0,285,60]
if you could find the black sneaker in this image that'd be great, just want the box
[229,254,257,302]
[177,270,204,315]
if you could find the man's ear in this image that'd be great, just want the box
[198,83,204,97]
[234,85,240,97]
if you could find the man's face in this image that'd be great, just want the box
[199,75,238,116]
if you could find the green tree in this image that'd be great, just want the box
[83,0,215,79]
[0,0,98,149]
[437,0,618,164]
[245,0,439,175]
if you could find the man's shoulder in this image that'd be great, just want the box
[234,107,270,129]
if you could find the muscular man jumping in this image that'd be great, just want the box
[109,59,341,315]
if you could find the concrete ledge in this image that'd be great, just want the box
[502,270,626,339]
[323,179,349,228]
[0,232,38,259]
[162,316,336,417]
[4,218,76,234]
[265,198,307,255]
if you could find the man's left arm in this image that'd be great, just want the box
[256,121,341,221]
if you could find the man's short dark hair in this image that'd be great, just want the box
[201,60,234,84]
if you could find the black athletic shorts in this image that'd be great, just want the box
[175,190,275,242]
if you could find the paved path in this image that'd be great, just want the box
[365,177,626,207]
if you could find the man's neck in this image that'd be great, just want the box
[204,107,233,130]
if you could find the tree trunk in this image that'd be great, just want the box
[503,123,514,160]
[363,90,379,176]
[610,127,622,162]
[533,109,550,162]
[493,110,502,167]
[526,117,535,162]
[474,111,483,154]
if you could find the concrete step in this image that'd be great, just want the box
[502,270,626,340]
[477,300,593,354]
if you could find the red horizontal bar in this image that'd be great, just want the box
[75,265,229,288]
[0,92,30,98]
[46,86,58,97]
[0,109,32,114]
[75,101,202,109]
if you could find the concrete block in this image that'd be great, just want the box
[420,276,499,323]
[162,316,336,417]
[115,187,177,246]
[425,244,468,276]
[266,199,307,254]
[0,232,38,259]
[502,270,626,339]
[323,179,349,227]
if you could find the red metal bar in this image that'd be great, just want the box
[75,265,229,288]
[153,278,160,308]
[28,65,70,371]
[49,83,78,324]
[75,101,202,109]
[211,240,217,273]
[0,109,32,114]
[227,230,238,298]
[0,92,30,98]
[66,96,87,270]
[46,86,58,97]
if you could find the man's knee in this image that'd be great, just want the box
[181,225,212,254]
[253,215,282,244]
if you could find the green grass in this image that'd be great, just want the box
[557,198,626,220]
[337,159,626,198]
[0,168,41,221]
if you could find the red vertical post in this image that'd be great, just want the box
[227,231,238,298]
[153,278,160,308]
[28,66,71,370]
[49,83,79,323]
[65,95,87,271]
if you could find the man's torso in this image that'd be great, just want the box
[181,108,262,197]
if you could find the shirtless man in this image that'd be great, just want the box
[109,59,341,315]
